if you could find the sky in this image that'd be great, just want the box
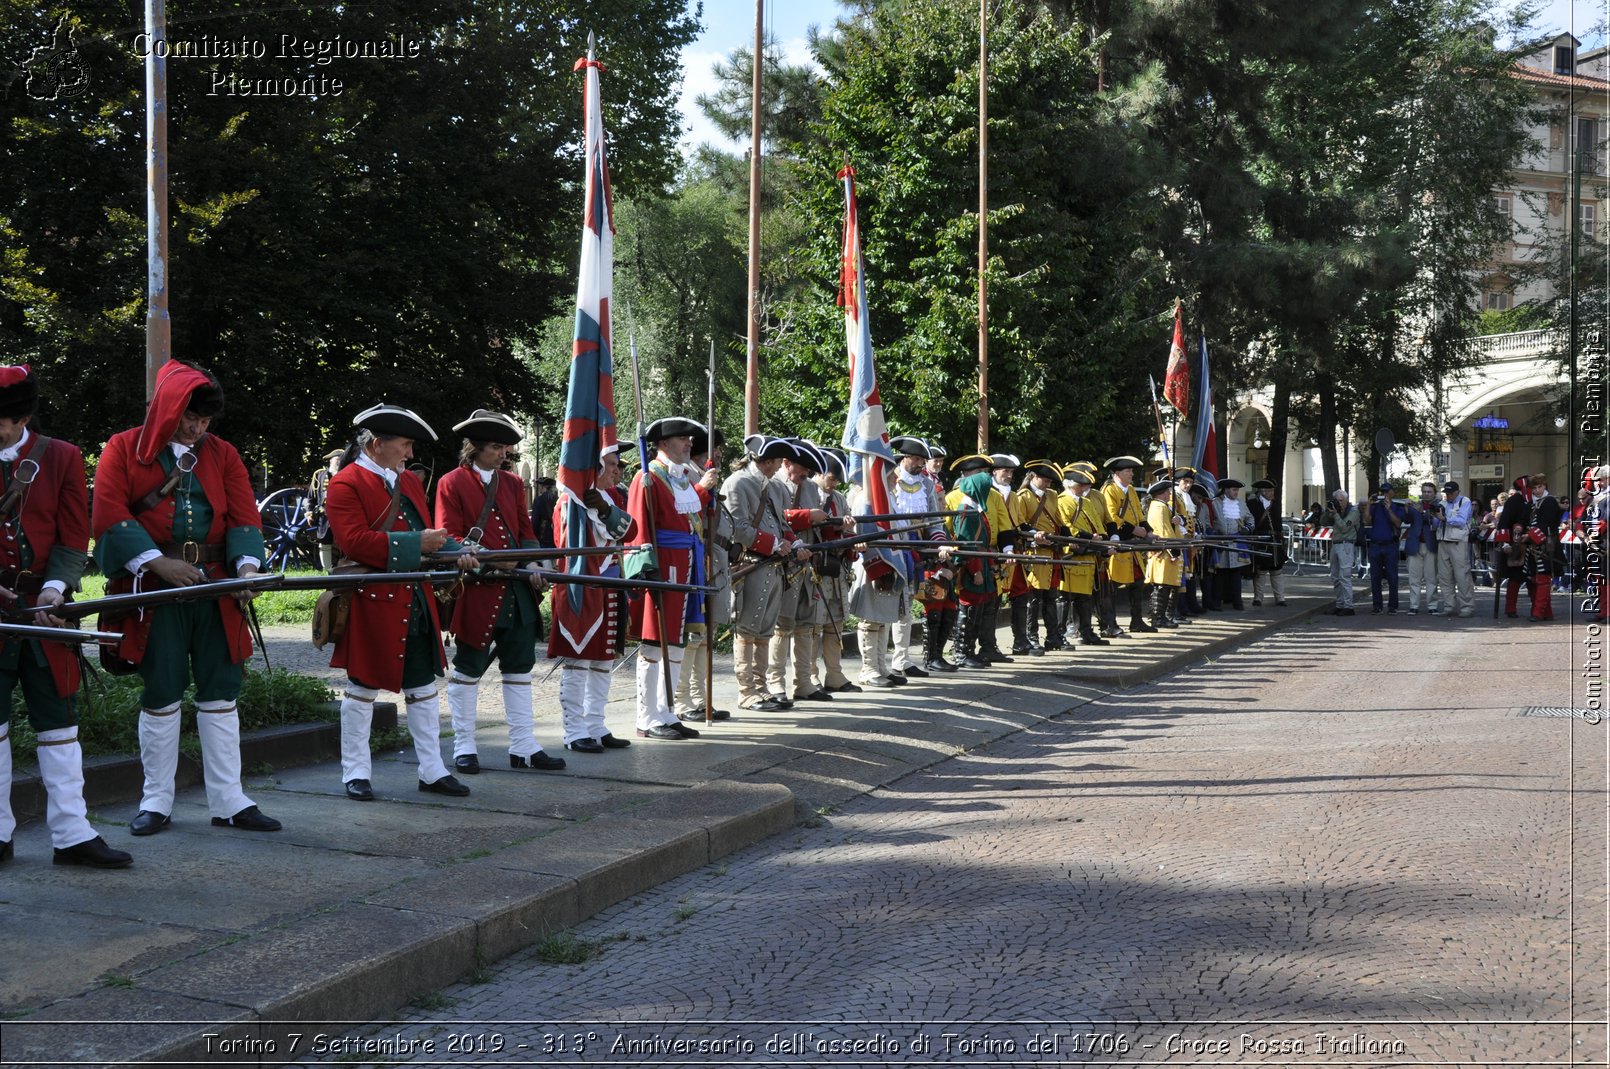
[674,0,1608,157]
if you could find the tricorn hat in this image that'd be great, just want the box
[355,403,437,442]
[890,435,929,458]
[950,453,992,475]
[1251,478,1275,491]
[924,440,948,458]
[819,447,848,483]
[785,438,825,474]
[1146,478,1175,496]
[989,453,1021,469]
[1063,461,1097,485]
[1217,477,1245,491]
[0,365,39,421]
[1022,459,1061,481]
[1173,466,1198,480]
[642,416,704,444]
[452,409,523,445]
[744,434,797,461]
[690,425,725,457]
[1106,455,1143,471]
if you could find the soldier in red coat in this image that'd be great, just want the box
[548,441,635,753]
[92,361,279,837]
[0,367,131,868]
[436,410,563,774]
[627,417,707,740]
[327,405,477,802]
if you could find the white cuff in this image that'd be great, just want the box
[234,556,262,574]
[41,580,67,596]
[128,549,162,575]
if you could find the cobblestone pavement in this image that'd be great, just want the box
[282,613,1604,1068]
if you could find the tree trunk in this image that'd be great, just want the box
[1266,376,1290,488]
[1318,378,1341,493]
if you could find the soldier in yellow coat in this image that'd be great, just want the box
[1099,455,1157,636]
[1008,460,1062,654]
[1143,478,1185,629]
[1055,462,1110,647]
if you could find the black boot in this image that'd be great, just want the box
[1151,587,1178,628]
[1025,594,1046,653]
[926,610,958,672]
[1174,587,1194,623]
[958,604,990,669]
[980,600,1013,662]
[1077,593,1109,645]
[950,602,970,665]
[1038,592,1063,651]
[1009,595,1032,654]
[1128,583,1159,633]
[1059,593,1079,647]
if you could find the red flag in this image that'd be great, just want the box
[1163,299,1189,416]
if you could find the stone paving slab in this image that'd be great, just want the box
[0,584,1339,1066]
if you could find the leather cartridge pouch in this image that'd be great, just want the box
[313,479,400,649]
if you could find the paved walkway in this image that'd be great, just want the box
[0,577,1599,1067]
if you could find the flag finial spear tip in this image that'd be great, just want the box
[588,30,595,55]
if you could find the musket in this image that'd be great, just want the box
[626,310,675,702]
[813,509,960,526]
[425,545,646,565]
[729,521,937,581]
[0,622,122,644]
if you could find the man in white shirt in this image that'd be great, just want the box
[1433,480,1475,618]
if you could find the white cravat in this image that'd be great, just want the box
[356,453,398,489]
[0,428,30,463]
[474,464,496,486]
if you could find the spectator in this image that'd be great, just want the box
[1434,480,1476,617]
[1302,501,1323,533]
[1322,489,1361,616]
[1362,482,1407,614]
[1403,481,1439,614]
[530,476,557,550]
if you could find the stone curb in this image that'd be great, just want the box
[0,781,796,1068]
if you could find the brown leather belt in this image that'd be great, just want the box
[160,541,227,564]
[0,569,46,596]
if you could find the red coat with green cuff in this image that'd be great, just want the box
[91,430,264,667]
[326,463,450,691]
[434,465,539,650]
[0,433,90,696]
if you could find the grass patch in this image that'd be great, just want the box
[100,972,135,989]
[409,991,458,1012]
[531,931,606,965]
[7,667,333,763]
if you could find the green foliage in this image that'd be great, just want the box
[1477,303,1553,335]
[530,931,607,965]
[0,1,699,483]
[8,667,334,762]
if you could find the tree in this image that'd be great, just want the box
[0,1,698,484]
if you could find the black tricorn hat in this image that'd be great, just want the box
[1022,459,1061,480]
[452,409,523,446]
[1251,478,1276,491]
[890,435,928,458]
[950,453,992,474]
[185,369,225,419]
[1146,478,1175,496]
[355,403,437,441]
[784,438,825,474]
[743,434,797,461]
[642,416,704,444]
[1217,477,1245,490]
[691,426,725,457]
[0,365,39,421]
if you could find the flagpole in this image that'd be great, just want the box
[975,0,989,453]
[744,0,764,436]
[704,338,717,726]
[144,0,170,401]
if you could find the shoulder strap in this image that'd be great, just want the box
[134,444,189,515]
[467,470,499,541]
[372,477,402,532]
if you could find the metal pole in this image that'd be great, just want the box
[976,0,989,453]
[744,0,764,436]
[144,0,170,401]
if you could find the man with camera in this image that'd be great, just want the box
[1402,481,1440,614]
[1321,489,1361,616]
[1362,482,1407,615]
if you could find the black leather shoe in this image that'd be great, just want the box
[960,655,990,669]
[0,839,12,863]
[636,725,684,740]
[599,733,632,749]
[419,775,471,796]
[901,665,929,678]
[747,695,789,708]
[454,754,481,775]
[511,751,566,771]
[886,673,908,686]
[829,682,864,692]
[129,810,171,837]
[798,689,834,701]
[710,708,732,721]
[345,779,375,801]
[676,709,708,722]
[211,805,282,832]
[1130,621,1159,633]
[927,660,958,673]
[565,737,606,754]
[53,835,133,868]
[672,721,701,738]
[769,694,795,708]
[984,651,1014,663]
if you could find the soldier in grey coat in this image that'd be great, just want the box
[767,440,839,702]
[722,436,812,711]
[673,427,732,723]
